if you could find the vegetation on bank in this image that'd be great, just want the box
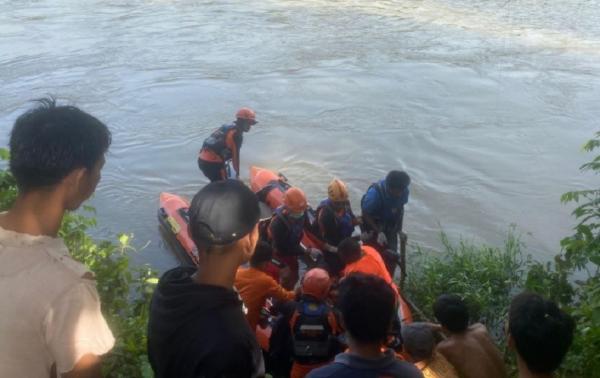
[0,132,597,377]
[406,132,600,377]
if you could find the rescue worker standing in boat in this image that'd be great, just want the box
[198,107,257,181]
[316,179,360,276]
[269,187,321,289]
[361,170,410,276]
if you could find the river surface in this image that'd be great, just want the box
[1,0,599,271]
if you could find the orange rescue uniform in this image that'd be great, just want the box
[235,266,295,330]
[342,245,399,296]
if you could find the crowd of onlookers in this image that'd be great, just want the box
[0,100,576,378]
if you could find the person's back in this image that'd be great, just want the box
[0,98,114,377]
[437,324,505,378]
[148,180,265,377]
[338,239,398,296]
[148,266,263,377]
[433,295,506,378]
[235,241,295,330]
[308,273,422,378]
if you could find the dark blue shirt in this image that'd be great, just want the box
[361,180,409,224]
[307,349,423,378]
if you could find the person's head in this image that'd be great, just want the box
[301,268,331,301]
[338,273,396,345]
[250,241,273,269]
[235,107,257,132]
[9,97,111,210]
[283,187,307,220]
[327,178,349,211]
[338,237,362,265]
[433,294,469,333]
[402,322,436,362]
[189,180,260,264]
[508,292,575,375]
[385,170,410,198]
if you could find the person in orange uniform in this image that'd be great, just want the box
[198,107,257,181]
[269,187,321,289]
[235,241,296,331]
[337,237,399,296]
[269,268,342,378]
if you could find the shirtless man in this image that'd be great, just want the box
[433,294,507,378]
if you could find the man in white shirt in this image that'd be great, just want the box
[0,97,115,378]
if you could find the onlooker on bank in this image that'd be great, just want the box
[508,292,575,378]
[433,294,506,378]
[148,180,264,377]
[402,322,459,378]
[307,273,423,378]
[0,98,115,377]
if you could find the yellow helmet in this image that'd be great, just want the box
[328,178,349,202]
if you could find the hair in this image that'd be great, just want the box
[433,294,469,333]
[338,237,362,264]
[385,170,410,190]
[9,97,111,192]
[509,292,575,374]
[338,273,396,344]
[401,322,436,361]
[250,241,273,267]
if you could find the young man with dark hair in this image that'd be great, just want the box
[361,170,410,275]
[308,273,423,378]
[0,98,114,378]
[148,180,265,377]
[402,322,458,378]
[198,107,257,181]
[508,292,575,378]
[235,241,296,331]
[433,294,506,378]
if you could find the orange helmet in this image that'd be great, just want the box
[284,187,307,213]
[236,107,257,123]
[302,268,331,300]
[328,178,349,202]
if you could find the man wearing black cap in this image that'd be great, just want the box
[147,180,264,378]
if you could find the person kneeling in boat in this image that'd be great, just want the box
[235,241,297,331]
[307,273,423,378]
[269,187,321,289]
[361,170,410,276]
[269,268,342,378]
[316,179,361,276]
[198,107,257,181]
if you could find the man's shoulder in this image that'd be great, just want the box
[307,362,349,377]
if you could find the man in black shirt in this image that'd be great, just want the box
[148,180,265,377]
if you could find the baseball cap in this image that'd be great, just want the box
[188,180,260,246]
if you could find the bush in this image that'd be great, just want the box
[0,149,157,378]
[406,227,528,340]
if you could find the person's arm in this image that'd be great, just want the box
[318,208,339,247]
[45,282,114,378]
[270,217,291,254]
[265,276,296,302]
[62,354,102,378]
[361,188,381,233]
[226,130,240,178]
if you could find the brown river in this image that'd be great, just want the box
[1,0,599,271]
